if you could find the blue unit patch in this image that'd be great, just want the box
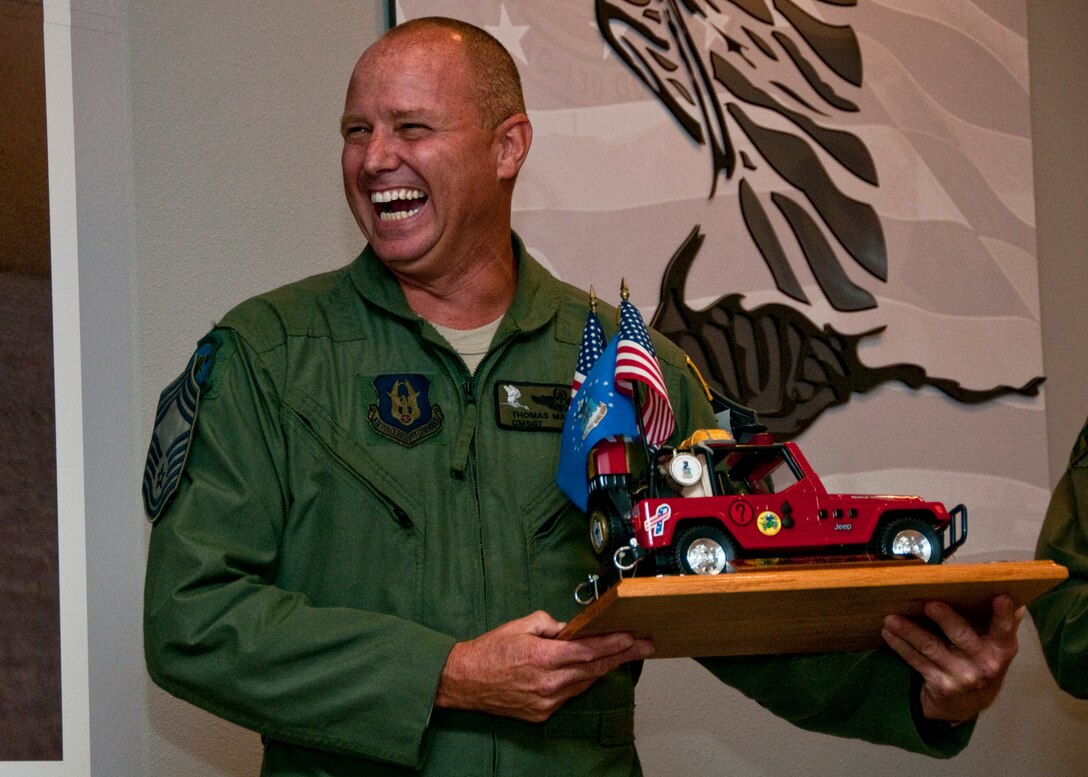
[142,338,218,522]
[368,373,444,447]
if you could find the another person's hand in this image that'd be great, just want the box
[882,594,1024,724]
[435,610,653,722]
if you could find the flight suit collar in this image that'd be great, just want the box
[345,233,562,336]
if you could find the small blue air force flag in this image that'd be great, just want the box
[142,338,218,521]
[556,337,638,511]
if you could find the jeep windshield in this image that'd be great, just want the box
[706,444,804,496]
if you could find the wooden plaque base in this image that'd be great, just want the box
[557,560,1067,658]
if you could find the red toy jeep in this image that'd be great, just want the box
[583,431,967,582]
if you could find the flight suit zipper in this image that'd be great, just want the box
[459,374,489,625]
[456,331,518,777]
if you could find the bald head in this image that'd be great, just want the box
[369,17,526,129]
[339,14,533,315]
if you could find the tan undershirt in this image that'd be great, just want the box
[432,316,503,374]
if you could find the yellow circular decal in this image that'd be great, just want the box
[757,511,782,536]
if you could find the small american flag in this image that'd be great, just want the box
[616,297,675,446]
[571,304,606,400]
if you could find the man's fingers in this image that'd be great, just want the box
[544,639,654,698]
[562,631,634,656]
[545,633,653,675]
[884,596,1024,723]
[889,596,1023,662]
[436,613,656,723]
[883,613,951,665]
[581,638,654,674]
[882,621,945,681]
[516,610,566,639]
[922,601,981,655]
[987,596,1026,641]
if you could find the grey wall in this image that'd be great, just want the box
[73,2,141,774]
[76,3,384,775]
[67,1,1088,775]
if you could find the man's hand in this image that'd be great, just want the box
[434,610,654,722]
[882,594,1025,724]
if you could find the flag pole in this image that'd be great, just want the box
[620,280,654,470]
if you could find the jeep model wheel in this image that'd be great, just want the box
[588,502,629,559]
[674,525,736,575]
[879,517,942,564]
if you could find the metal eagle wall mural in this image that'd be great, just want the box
[594,0,1042,437]
[394,1,1043,439]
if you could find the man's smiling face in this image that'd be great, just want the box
[340,30,507,278]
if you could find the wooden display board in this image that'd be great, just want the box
[558,560,1067,657]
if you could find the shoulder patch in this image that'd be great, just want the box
[142,338,219,522]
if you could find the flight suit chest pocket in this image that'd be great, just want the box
[279,388,426,619]
[521,472,599,624]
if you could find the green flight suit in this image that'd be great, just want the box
[1030,416,1088,697]
[144,236,971,776]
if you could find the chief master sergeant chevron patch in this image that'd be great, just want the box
[142,337,219,522]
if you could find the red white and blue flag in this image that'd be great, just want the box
[571,304,605,400]
[616,297,674,447]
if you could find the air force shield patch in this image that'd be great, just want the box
[368,374,444,447]
[142,337,218,522]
